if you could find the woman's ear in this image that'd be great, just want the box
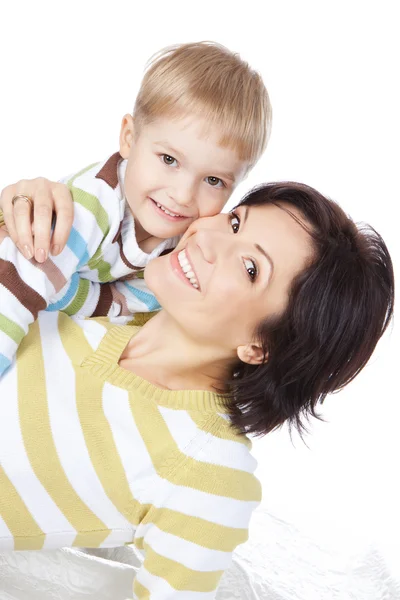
[236,342,266,365]
[119,114,135,159]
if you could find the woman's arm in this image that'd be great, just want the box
[0,177,74,262]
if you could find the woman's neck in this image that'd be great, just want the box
[119,311,235,392]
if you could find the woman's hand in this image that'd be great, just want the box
[0,178,74,262]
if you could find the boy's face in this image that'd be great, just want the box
[119,114,248,240]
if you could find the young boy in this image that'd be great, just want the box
[0,41,271,377]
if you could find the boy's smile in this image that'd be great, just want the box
[119,114,248,245]
[150,198,189,221]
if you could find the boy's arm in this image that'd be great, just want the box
[0,170,115,377]
[53,276,162,319]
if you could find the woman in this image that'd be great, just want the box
[0,182,394,599]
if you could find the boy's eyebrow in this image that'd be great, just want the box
[155,141,183,160]
[217,170,236,183]
[242,206,275,275]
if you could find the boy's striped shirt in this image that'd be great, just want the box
[0,312,261,599]
[0,153,180,377]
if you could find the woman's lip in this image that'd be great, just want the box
[150,198,190,221]
[170,250,201,291]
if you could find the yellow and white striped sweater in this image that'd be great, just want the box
[0,312,261,599]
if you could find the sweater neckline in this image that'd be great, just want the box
[82,323,232,413]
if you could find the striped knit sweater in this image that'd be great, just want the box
[0,153,180,378]
[0,311,261,599]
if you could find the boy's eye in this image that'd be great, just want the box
[206,176,224,188]
[243,258,258,282]
[229,212,240,233]
[161,154,177,166]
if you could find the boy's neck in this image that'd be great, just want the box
[134,220,165,254]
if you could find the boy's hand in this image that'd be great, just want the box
[0,178,74,263]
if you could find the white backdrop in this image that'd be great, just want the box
[0,1,399,597]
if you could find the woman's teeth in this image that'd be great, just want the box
[178,250,199,289]
[156,202,183,218]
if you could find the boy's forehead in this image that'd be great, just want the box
[144,115,248,179]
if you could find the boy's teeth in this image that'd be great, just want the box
[156,202,182,217]
[178,250,199,289]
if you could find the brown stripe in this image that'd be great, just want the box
[110,283,131,316]
[112,222,123,244]
[92,283,113,317]
[112,222,142,272]
[0,258,46,317]
[95,152,121,189]
[36,259,67,293]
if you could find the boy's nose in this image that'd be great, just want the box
[169,179,196,209]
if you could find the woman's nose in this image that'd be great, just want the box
[194,227,226,264]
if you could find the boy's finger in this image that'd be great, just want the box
[33,195,54,263]
[13,198,34,259]
[50,185,74,255]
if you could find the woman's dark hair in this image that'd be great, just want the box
[226,182,394,438]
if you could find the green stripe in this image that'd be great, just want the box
[67,163,110,237]
[66,163,99,184]
[0,314,26,344]
[87,247,113,282]
[93,258,113,282]
[63,278,90,316]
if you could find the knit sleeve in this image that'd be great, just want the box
[129,462,261,598]
[0,166,116,377]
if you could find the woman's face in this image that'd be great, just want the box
[144,202,314,355]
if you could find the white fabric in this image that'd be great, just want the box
[1,507,399,600]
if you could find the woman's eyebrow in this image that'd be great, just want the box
[255,243,274,275]
[241,206,274,274]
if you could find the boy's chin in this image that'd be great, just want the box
[147,222,187,240]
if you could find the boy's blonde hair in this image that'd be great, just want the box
[133,42,272,168]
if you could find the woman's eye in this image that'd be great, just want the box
[243,258,258,282]
[206,176,224,188]
[161,154,177,167]
[230,212,240,233]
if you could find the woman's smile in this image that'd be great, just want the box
[170,248,201,291]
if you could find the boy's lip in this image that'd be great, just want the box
[149,197,192,220]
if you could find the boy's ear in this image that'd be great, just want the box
[119,114,135,159]
[236,342,266,365]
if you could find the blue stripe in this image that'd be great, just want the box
[47,273,80,311]
[0,353,11,376]
[124,282,161,311]
[67,227,89,268]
